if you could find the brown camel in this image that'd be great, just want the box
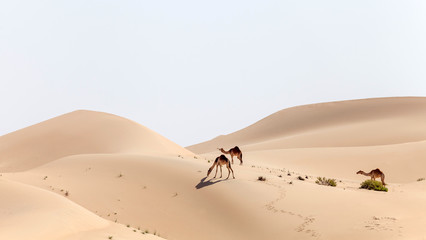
[207,155,235,179]
[357,168,386,185]
[218,146,243,165]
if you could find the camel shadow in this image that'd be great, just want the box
[195,177,227,189]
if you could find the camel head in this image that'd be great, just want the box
[217,148,224,151]
[356,170,364,175]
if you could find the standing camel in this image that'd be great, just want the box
[218,146,243,165]
[356,168,386,185]
[207,155,235,179]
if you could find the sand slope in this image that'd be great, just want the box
[188,97,426,153]
[0,178,163,240]
[0,110,193,172]
[6,152,426,240]
[5,154,287,240]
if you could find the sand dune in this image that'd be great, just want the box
[0,110,193,172]
[188,97,426,153]
[2,97,426,240]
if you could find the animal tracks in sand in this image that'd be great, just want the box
[263,182,320,238]
[364,216,402,236]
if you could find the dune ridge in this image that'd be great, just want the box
[0,110,193,172]
[187,97,426,153]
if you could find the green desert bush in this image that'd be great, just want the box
[315,177,337,187]
[360,180,388,192]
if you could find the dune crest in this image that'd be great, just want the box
[0,110,193,172]
[187,97,426,153]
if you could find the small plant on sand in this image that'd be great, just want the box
[65,191,69,197]
[315,177,337,187]
[360,180,388,192]
[417,178,425,182]
[258,176,266,181]
[43,176,48,180]
[118,173,123,178]
[108,236,113,240]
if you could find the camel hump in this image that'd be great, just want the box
[233,146,240,151]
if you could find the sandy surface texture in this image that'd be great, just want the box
[2,97,426,240]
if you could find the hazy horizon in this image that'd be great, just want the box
[1,1,426,146]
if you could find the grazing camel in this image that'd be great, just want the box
[207,155,235,179]
[218,146,243,165]
[357,168,386,186]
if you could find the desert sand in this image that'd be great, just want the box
[1,97,426,240]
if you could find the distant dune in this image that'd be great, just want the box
[0,110,193,172]
[2,97,426,240]
[187,97,426,153]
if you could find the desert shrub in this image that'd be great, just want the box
[258,176,266,181]
[360,180,388,192]
[315,177,337,187]
[417,178,425,182]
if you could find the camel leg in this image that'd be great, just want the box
[214,165,218,178]
[238,154,243,165]
[226,166,230,179]
[227,163,235,179]
[207,166,213,177]
[381,175,386,186]
[230,155,234,164]
[219,165,223,178]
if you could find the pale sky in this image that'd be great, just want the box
[1,1,426,147]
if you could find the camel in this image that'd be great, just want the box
[207,155,235,179]
[356,168,386,185]
[218,146,243,165]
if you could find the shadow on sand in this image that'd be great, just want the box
[195,177,228,189]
